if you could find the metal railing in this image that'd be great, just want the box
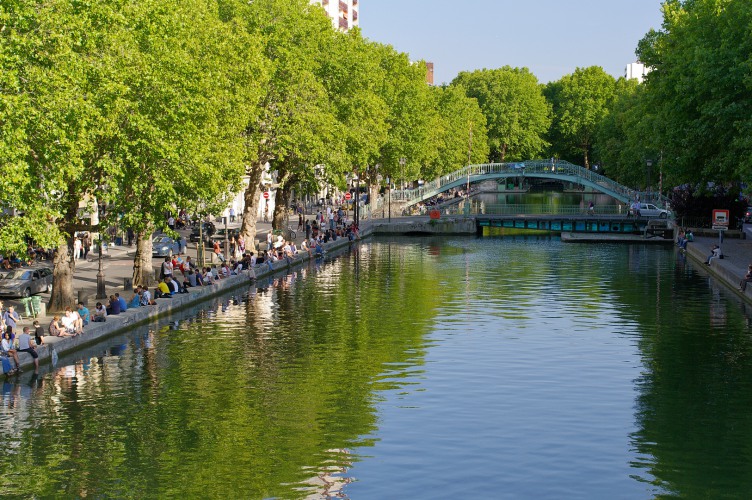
[408,203,671,218]
[390,160,670,208]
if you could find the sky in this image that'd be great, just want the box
[359,0,665,84]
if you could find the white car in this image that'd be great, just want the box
[635,203,670,218]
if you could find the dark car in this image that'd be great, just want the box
[0,267,53,298]
[744,206,752,223]
[189,222,216,243]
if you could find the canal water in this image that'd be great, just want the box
[2,236,752,499]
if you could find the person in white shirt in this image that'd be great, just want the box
[91,302,107,322]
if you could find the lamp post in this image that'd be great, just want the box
[387,176,391,222]
[646,159,653,200]
[96,234,106,299]
[399,157,406,192]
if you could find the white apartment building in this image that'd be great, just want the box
[625,62,650,83]
[310,0,359,31]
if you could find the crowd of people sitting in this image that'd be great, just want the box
[1,216,362,376]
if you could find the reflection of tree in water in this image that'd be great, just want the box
[629,269,752,497]
[0,241,440,498]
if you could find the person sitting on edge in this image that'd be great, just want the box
[17,327,39,371]
[1,331,21,372]
[1,355,17,376]
[61,309,80,335]
[92,302,107,322]
[49,316,73,337]
[166,276,183,295]
[116,292,127,312]
[32,320,45,346]
[155,279,171,299]
[129,287,142,308]
[77,302,90,326]
[139,287,153,306]
[740,265,752,292]
[705,244,722,265]
[107,294,121,315]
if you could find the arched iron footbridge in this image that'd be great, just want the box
[391,160,668,208]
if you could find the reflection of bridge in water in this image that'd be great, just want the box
[391,160,668,209]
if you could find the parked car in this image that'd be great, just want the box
[189,222,215,243]
[632,203,671,218]
[211,228,239,242]
[152,235,181,257]
[0,267,53,298]
[744,206,752,223]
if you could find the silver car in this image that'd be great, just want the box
[152,235,181,257]
[0,267,53,298]
[638,203,671,218]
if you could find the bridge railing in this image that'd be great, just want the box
[415,203,655,217]
[391,160,671,208]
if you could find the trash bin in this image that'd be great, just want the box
[78,290,86,304]
[30,296,42,318]
[123,277,133,291]
[19,297,31,318]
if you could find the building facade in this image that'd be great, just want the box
[310,0,359,31]
[625,62,650,83]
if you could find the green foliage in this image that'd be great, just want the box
[422,85,489,179]
[636,0,752,187]
[545,66,618,169]
[453,67,551,163]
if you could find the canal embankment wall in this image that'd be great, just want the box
[15,219,752,369]
[14,224,377,370]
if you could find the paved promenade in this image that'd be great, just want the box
[684,226,752,300]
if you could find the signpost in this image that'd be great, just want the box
[712,209,729,245]
[263,191,270,200]
[344,192,351,200]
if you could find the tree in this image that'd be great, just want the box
[422,85,489,179]
[453,67,551,163]
[237,0,342,247]
[108,0,264,286]
[0,0,130,311]
[546,66,618,169]
[636,0,752,187]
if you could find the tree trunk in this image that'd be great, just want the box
[583,146,590,170]
[239,163,264,253]
[132,226,156,287]
[273,184,291,232]
[48,239,76,312]
[499,143,507,163]
[369,183,379,217]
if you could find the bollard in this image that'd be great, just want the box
[77,289,86,304]
[123,277,133,291]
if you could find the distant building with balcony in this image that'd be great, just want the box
[625,62,650,83]
[310,0,359,32]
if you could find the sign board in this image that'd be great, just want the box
[344,192,352,200]
[263,191,270,199]
[712,209,729,228]
[429,210,441,220]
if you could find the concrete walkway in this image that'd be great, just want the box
[684,227,752,300]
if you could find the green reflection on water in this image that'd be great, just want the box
[1,238,752,498]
